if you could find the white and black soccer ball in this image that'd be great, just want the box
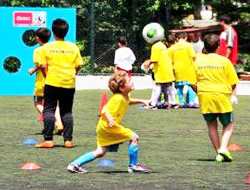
[142,23,165,44]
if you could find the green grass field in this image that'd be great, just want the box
[0,90,250,190]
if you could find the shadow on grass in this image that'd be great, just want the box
[196,158,215,162]
[96,170,156,174]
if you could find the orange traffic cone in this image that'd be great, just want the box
[20,162,42,171]
[246,171,250,184]
[99,92,108,116]
[228,144,243,152]
[38,114,43,122]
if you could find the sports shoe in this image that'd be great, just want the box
[167,104,179,109]
[35,141,55,148]
[128,163,152,173]
[220,151,233,162]
[67,163,88,174]
[215,154,224,162]
[64,141,75,148]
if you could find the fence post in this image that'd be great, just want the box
[90,0,95,74]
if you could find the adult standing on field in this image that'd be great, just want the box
[218,15,239,104]
[35,18,84,149]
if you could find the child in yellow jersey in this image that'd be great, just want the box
[35,19,84,148]
[143,40,177,108]
[28,28,63,134]
[190,34,239,162]
[170,32,197,107]
[67,71,152,173]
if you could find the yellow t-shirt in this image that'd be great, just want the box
[171,40,196,82]
[191,53,239,113]
[96,93,134,147]
[33,46,45,96]
[41,41,84,88]
[150,41,175,83]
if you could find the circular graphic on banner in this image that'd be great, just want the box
[3,56,21,73]
[22,29,37,46]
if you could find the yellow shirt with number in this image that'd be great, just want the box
[96,93,134,147]
[171,40,196,82]
[33,46,45,96]
[150,41,175,83]
[41,41,83,88]
[190,53,239,113]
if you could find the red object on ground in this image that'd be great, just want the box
[227,144,243,152]
[20,162,42,171]
[246,172,250,184]
[99,92,108,116]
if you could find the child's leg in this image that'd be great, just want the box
[151,84,162,107]
[54,104,63,131]
[207,120,220,153]
[176,86,184,105]
[128,135,139,166]
[35,103,43,115]
[186,86,196,104]
[167,84,177,105]
[219,122,234,153]
[71,146,108,166]
[183,85,189,104]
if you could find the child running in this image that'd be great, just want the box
[28,28,63,134]
[190,33,239,162]
[67,71,151,173]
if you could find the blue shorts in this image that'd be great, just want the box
[175,81,189,87]
[203,112,233,127]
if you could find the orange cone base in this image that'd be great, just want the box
[246,172,250,184]
[20,162,42,171]
[227,144,243,152]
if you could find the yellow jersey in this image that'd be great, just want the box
[41,41,84,88]
[191,53,239,113]
[96,93,134,147]
[170,40,196,82]
[33,46,45,96]
[150,41,175,83]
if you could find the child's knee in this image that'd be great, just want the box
[94,147,107,158]
[130,133,139,144]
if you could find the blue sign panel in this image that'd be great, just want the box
[0,7,76,95]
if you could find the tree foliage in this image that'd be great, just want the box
[1,0,249,73]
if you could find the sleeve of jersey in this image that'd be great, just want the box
[226,28,234,48]
[33,48,41,67]
[188,62,197,85]
[74,47,84,67]
[101,95,121,116]
[188,44,196,58]
[226,61,239,85]
[150,45,159,63]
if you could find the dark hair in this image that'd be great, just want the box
[167,34,176,44]
[218,15,231,24]
[203,33,219,53]
[36,28,51,43]
[176,32,187,39]
[52,18,69,39]
[117,36,127,46]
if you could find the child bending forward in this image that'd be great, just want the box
[67,71,151,173]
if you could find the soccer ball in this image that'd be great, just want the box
[142,23,165,44]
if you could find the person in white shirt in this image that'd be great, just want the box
[114,37,136,77]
